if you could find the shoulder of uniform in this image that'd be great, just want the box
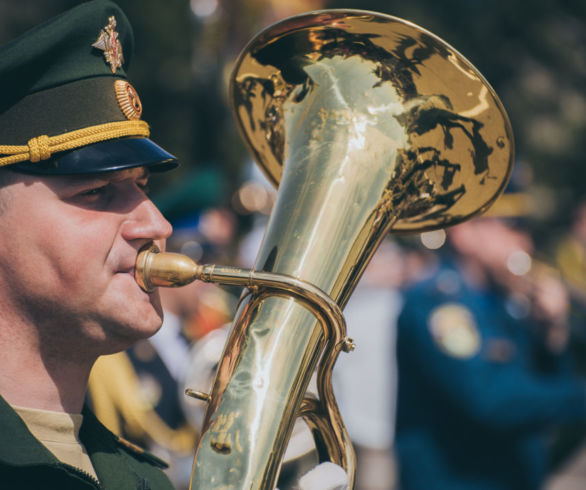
[115,435,169,469]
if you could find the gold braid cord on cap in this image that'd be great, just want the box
[0,120,150,167]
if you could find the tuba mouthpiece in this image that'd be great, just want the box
[135,243,200,292]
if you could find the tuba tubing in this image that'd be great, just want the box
[138,8,514,489]
[136,243,357,486]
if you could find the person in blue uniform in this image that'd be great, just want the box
[395,216,586,490]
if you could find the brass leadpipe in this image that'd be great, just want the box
[137,244,351,345]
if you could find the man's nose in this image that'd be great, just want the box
[120,196,173,242]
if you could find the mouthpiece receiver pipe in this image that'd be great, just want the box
[135,243,350,347]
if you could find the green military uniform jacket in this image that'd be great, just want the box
[0,396,175,490]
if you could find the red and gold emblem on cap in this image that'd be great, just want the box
[92,16,123,73]
[115,80,143,120]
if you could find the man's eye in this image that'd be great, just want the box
[137,181,151,194]
[82,185,108,197]
[70,185,111,205]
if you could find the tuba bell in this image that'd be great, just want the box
[136,9,514,489]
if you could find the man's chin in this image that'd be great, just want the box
[95,282,164,338]
[97,312,164,355]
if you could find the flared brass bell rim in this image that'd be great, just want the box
[230,8,515,233]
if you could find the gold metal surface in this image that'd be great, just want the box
[114,80,143,120]
[136,244,357,485]
[136,9,514,490]
[233,9,513,231]
[92,16,123,74]
[185,388,212,403]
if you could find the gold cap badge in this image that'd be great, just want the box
[92,16,123,73]
[115,80,143,120]
[428,303,481,359]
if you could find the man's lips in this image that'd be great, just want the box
[116,265,136,275]
[115,267,157,296]
[115,264,140,286]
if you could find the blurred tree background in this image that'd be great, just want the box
[1,0,585,250]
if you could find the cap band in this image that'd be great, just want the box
[0,120,150,167]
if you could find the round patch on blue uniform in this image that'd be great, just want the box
[428,303,481,358]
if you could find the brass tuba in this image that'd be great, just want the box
[136,9,514,489]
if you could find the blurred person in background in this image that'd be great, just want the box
[555,200,586,322]
[556,202,586,290]
[395,208,586,489]
[545,201,586,490]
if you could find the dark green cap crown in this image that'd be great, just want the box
[0,0,132,106]
[0,0,177,174]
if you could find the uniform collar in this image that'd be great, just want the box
[0,395,59,466]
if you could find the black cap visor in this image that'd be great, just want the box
[11,137,179,175]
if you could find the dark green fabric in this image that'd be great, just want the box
[0,0,132,111]
[0,396,175,490]
[0,0,132,143]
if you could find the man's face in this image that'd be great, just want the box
[0,167,172,355]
